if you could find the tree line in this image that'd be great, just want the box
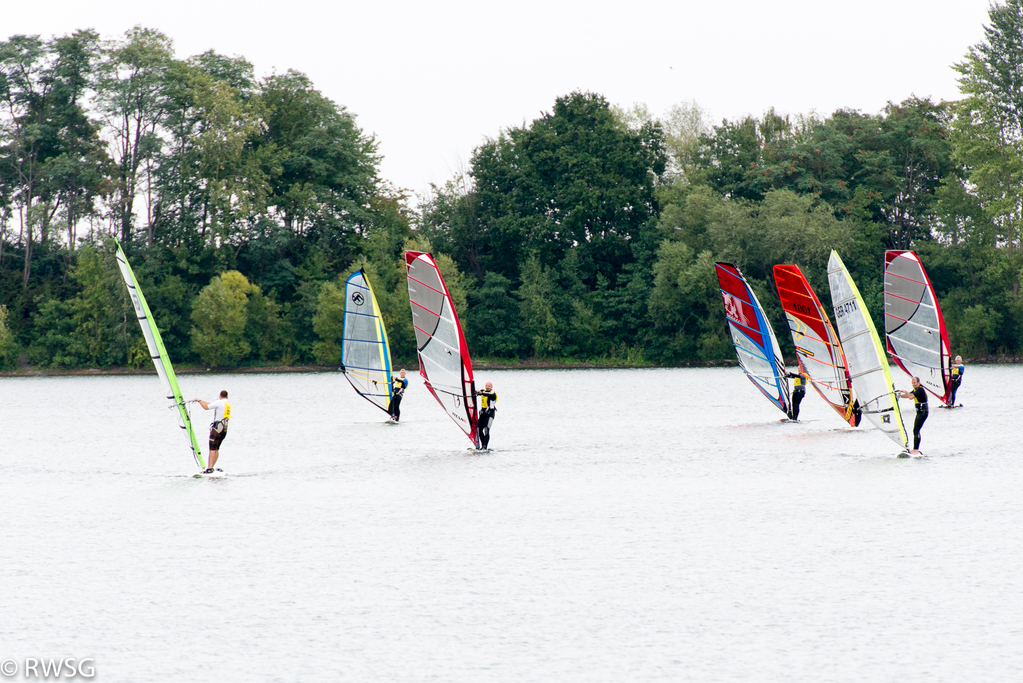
[2,2,1023,372]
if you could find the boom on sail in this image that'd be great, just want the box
[113,239,205,469]
[827,251,909,451]
[715,262,790,416]
[405,251,479,446]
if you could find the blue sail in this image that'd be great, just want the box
[341,269,393,413]
[715,262,790,415]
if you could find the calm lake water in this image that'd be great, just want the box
[1,365,1020,682]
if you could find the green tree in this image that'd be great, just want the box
[0,31,107,287]
[189,71,268,246]
[469,91,666,283]
[259,70,379,247]
[695,114,768,201]
[465,272,523,358]
[311,280,345,365]
[647,243,725,361]
[660,99,712,185]
[246,287,291,364]
[952,304,1003,356]
[66,245,131,366]
[0,34,52,288]
[0,303,17,369]
[418,174,486,281]
[517,255,562,357]
[96,27,175,243]
[27,296,76,367]
[951,1,1023,255]
[190,270,254,366]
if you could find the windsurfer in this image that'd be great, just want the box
[947,356,964,407]
[898,378,928,454]
[849,398,863,427]
[786,370,807,420]
[475,382,497,450]
[388,369,408,421]
[196,390,231,472]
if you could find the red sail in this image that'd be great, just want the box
[774,265,858,426]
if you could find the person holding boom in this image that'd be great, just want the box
[899,377,927,455]
[196,390,231,472]
[475,382,497,450]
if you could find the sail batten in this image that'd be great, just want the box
[884,250,951,402]
[113,239,205,469]
[828,251,909,450]
[405,250,479,446]
[341,269,393,414]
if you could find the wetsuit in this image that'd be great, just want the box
[477,390,497,449]
[388,377,408,421]
[911,386,928,450]
[787,373,806,420]
[948,363,964,406]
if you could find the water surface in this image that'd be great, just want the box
[1,366,1018,681]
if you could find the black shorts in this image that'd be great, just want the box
[209,426,228,450]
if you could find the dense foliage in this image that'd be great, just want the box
[3,5,1023,372]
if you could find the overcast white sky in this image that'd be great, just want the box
[7,0,995,200]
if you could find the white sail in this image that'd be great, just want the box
[828,251,909,450]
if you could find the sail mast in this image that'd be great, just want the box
[113,238,205,469]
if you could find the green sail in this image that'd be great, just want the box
[113,239,205,469]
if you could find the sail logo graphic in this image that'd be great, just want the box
[722,293,750,328]
[351,292,365,306]
[129,290,144,317]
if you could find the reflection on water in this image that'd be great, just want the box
[1,365,1018,682]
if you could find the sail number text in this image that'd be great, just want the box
[833,300,858,319]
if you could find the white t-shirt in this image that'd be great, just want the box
[209,399,228,422]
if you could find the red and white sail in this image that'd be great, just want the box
[884,251,951,403]
[774,264,859,426]
[405,251,479,446]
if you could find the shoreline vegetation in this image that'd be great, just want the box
[1,354,1015,379]
[4,5,1023,375]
